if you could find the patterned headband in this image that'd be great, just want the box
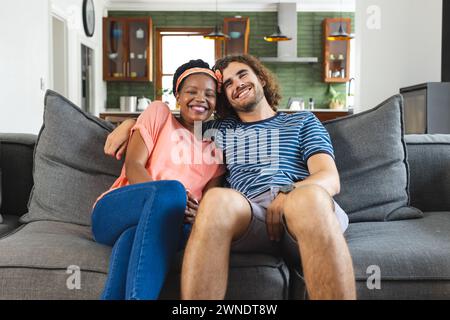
[175,67,223,94]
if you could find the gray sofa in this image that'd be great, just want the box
[0,92,449,299]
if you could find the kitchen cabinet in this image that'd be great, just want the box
[103,17,153,82]
[323,18,351,83]
[223,17,250,56]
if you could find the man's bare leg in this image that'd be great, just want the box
[283,185,356,300]
[181,188,252,299]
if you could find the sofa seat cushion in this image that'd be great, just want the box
[160,251,290,300]
[346,211,450,299]
[0,221,110,299]
[0,215,20,237]
[0,220,289,300]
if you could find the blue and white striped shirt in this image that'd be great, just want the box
[203,112,334,199]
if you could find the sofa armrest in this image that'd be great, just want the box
[0,133,37,217]
[405,134,450,212]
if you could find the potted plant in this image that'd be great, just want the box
[327,85,346,109]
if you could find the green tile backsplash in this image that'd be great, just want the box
[107,11,354,110]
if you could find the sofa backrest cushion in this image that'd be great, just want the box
[405,134,450,212]
[20,90,123,226]
[324,94,423,222]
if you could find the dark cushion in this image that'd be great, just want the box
[20,90,123,226]
[324,95,422,222]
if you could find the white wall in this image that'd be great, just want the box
[0,0,106,134]
[355,0,442,111]
[0,0,49,134]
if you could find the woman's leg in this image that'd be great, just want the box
[100,226,136,300]
[124,184,188,300]
[91,180,186,246]
[91,180,186,299]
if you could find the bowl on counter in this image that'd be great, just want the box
[229,31,242,39]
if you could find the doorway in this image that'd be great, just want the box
[51,16,68,97]
[81,44,95,114]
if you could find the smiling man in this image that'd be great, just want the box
[180,55,356,300]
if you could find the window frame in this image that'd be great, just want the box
[155,27,222,101]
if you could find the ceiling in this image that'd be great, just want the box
[105,0,355,12]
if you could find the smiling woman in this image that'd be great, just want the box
[156,28,221,108]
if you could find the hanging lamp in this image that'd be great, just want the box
[327,0,354,41]
[264,25,292,42]
[264,1,291,42]
[204,0,229,40]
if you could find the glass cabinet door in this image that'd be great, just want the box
[323,18,351,83]
[127,19,150,80]
[104,18,127,80]
[223,17,250,56]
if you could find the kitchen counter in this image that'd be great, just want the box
[100,108,353,124]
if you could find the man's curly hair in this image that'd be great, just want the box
[213,55,282,119]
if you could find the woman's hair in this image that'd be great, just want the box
[213,55,282,119]
[172,59,213,95]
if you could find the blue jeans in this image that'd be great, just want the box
[91,180,189,300]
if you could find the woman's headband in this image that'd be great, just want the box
[175,67,223,94]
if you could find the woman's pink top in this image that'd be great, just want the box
[96,101,225,203]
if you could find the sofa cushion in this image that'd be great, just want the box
[160,251,290,300]
[324,95,422,222]
[0,220,290,300]
[20,90,123,226]
[0,221,110,299]
[345,211,450,299]
[0,215,20,238]
[405,134,450,212]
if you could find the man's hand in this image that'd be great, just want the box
[185,191,199,224]
[104,118,136,160]
[266,192,288,242]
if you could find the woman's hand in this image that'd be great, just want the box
[184,191,199,224]
[104,118,136,160]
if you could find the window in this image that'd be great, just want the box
[156,28,220,109]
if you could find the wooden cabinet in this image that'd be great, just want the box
[103,17,153,82]
[323,18,351,83]
[223,17,250,56]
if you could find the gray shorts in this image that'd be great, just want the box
[230,186,349,265]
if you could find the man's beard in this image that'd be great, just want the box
[231,85,265,114]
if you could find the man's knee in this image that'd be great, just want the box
[195,188,251,233]
[283,184,335,232]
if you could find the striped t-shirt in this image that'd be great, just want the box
[203,111,335,199]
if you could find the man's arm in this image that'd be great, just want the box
[104,118,137,160]
[293,153,340,196]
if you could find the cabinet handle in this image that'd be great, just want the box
[127,61,130,77]
[122,62,126,77]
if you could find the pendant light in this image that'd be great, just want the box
[264,1,291,42]
[264,26,292,42]
[327,0,354,41]
[204,0,229,40]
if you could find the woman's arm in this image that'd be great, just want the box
[104,118,137,160]
[124,130,152,185]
